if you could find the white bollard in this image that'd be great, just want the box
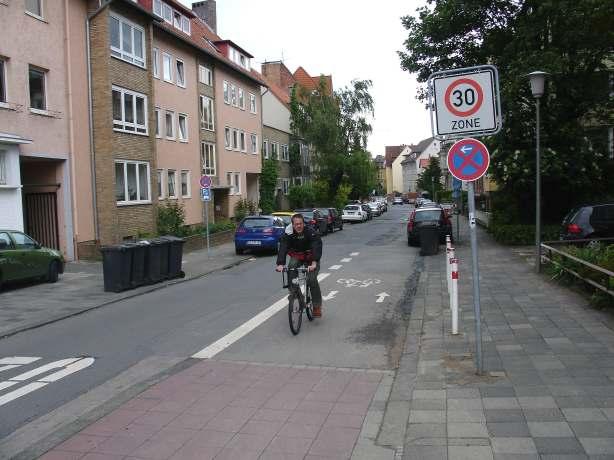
[451,257,459,335]
[445,235,452,295]
[448,248,455,309]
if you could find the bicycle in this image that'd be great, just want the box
[281,266,314,335]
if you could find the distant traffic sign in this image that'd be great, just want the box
[447,138,490,182]
[428,65,501,140]
[200,187,211,201]
[200,175,212,188]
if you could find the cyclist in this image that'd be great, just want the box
[275,213,323,317]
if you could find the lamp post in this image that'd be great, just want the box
[527,71,548,274]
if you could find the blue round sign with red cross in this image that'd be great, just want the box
[447,138,490,181]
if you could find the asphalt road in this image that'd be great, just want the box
[0,204,418,441]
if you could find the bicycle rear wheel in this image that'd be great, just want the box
[288,292,303,335]
[305,286,314,321]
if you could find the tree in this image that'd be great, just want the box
[399,0,614,223]
[259,158,278,215]
[417,159,443,201]
[345,150,378,200]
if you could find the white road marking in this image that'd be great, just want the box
[0,357,40,365]
[0,382,48,407]
[340,258,352,263]
[0,365,22,373]
[375,292,390,303]
[192,273,331,359]
[322,290,338,301]
[10,358,81,382]
[350,252,359,256]
[328,265,342,270]
[337,278,381,288]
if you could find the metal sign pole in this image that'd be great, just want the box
[467,182,483,375]
[205,200,210,257]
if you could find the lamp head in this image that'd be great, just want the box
[527,71,549,98]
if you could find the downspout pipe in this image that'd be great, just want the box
[86,17,99,241]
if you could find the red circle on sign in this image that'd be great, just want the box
[200,175,211,188]
[444,78,484,117]
[447,138,490,182]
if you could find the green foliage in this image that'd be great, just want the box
[259,158,279,215]
[487,223,559,245]
[417,159,443,200]
[334,183,353,212]
[207,220,236,235]
[399,0,614,224]
[289,143,302,177]
[233,198,257,222]
[157,201,186,236]
[345,150,378,200]
[288,184,316,209]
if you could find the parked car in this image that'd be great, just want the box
[294,209,328,235]
[367,202,382,217]
[271,211,294,227]
[0,230,64,289]
[234,216,286,254]
[317,207,344,233]
[440,202,455,217]
[406,207,453,246]
[361,204,373,220]
[560,203,614,242]
[342,205,367,223]
[392,197,403,205]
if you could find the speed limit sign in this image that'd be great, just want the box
[428,65,501,140]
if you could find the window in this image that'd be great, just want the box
[153,0,162,17]
[0,151,6,185]
[115,160,150,204]
[227,172,241,195]
[25,0,42,18]
[165,110,175,139]
[29,67,46,110]
[152,48,159,78]
[282,178,289,195]
[232,129,238,150]
[238,88,245,110]
[249,93,256,113]
[180,171,190,197]
[173,11,181,29]
[231,85,237,107]
[12,232,37,249]
[224,127,231,149]
[109,14,145,68]
[178,113,188,141]
[239,131,246,152]
[0,58,6,104]
[234,173,241,195]
[157,169,164,198]
[250,134,257,155]
[154,108,161,138]
[176,59,185,87]
[181,16,190,35]
[226,172,233,194]
[199,95,214,130]
[112,86,148,134]
[281,144,289,161]
[162,3,172,23]
[162,53,173,82]
[223,80,230,104]
[167,170,177,198]
[201,142,216,176]
[271,142,278,160]
[0,232,11,249]
[262,139,269,159]
[198,65,212,86]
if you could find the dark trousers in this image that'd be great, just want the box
[287,257,322,306]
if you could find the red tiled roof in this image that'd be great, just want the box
[253,70,290,107]
[292,66,333,96]
[385,145,405,165]
[419,158,431,168]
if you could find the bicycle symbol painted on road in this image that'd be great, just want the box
[337,278,381,288]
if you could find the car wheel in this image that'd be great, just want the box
[47,261,60,283]
[339,223,343,231]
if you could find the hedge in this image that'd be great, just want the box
[488,223,559,245]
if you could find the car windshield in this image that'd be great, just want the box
[317,208,330,216]
[414,210,442,222]
[345,206,359,211]
[278,216,291,225]
[562,207,581,225]
[241,218,272,228]
[300,211,314,219]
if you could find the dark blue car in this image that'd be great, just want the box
[234,216,286,255]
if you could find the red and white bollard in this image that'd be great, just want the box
[445,236,453,299]
[451,257,459,335]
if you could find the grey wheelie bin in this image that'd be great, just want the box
[100,244,132,292]
[124,242,148,288]
[160,235,186,279]
[419,226,440,256]
[144,239,169,283]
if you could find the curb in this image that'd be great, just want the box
[0,255,253,340]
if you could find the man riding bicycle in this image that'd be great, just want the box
[276,213,323,317]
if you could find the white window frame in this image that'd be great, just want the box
[165,110,175,140]
[154,107,161,138]
[281,144,289,161]
[271,142,278,160]
[282,178,290,195]
[239,130,246,152]
[157,168,164,199]
[231,84,237,107]
[0,151,6,185]
[238,88,245,110]
[234,172,241,195]
[180,170,191,198]
[162,52,173,83]
[152,48,159,79]
[162,3,172,23]
[112,85,148,135]
[28,66,46,112]
[115,160,151,205]
[153,0,162,17]
[181,16,191,35]
[223,80,230,104]
[109,13,145,68]
[249,93,257,114]
[25,0,43,20]
[175,58,186,88]
[178,113,188,142]
[198,65,212,86]
[250,134,258,155]
[201,142,216,176]
[199,95,214,131]
[224,127,231,150]
[0,58,6,105]
[232,128,239,150]
[167,169,177,199]
[226,172,233,194]
[263,139,269,159]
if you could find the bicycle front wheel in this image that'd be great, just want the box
[288,292,303,335]
[305,286,314,322]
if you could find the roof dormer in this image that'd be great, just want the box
[152,0,192,36]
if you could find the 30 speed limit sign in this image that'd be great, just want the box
[428,65,501,140]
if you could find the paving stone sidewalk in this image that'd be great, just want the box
[398,222,614,460]
[0,242,251,338]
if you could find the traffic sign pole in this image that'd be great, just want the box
[467,182,483,375]
[205,200,210,257]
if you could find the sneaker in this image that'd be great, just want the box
[312,305,322,317]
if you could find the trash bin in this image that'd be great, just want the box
[124,242,147,288]
[160,235,185,279]
[419,226,440,256]
[143,239,167,283]
[100,245,132,292]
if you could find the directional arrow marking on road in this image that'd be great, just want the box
[350,252,360,256]
[329,265,342,270]
[340,258,352,263]
[375,292,390,303]
[0,357,41,365]
[322,290,338,301]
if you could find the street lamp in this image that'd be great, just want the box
[527,71,548,274]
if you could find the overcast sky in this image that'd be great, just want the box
[179,0,432,157]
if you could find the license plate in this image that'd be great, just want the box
[247,240,261,245]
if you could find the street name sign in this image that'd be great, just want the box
[447,138,490,182]
[428,65,501,140]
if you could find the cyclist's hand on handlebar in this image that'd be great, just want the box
[308,261,317,272]
[275,264,285,272]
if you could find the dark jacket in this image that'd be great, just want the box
[276,224,322,265]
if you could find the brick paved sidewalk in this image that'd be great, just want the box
[40,360,394,460]
[401,222,614,459]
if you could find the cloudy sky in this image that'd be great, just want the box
[179,0,432,157]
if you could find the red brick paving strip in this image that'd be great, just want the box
[40,360,384,459]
